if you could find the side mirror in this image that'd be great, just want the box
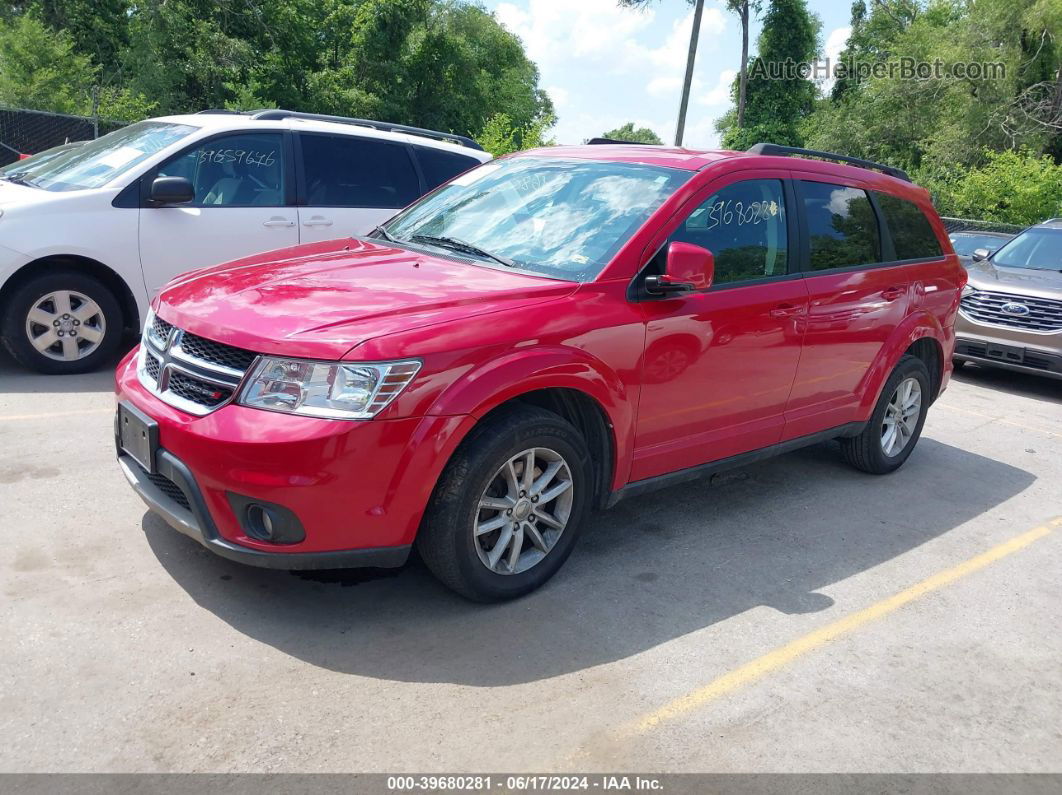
[645,241,714,296]
[971,247,990,262]
[150,175,194,205]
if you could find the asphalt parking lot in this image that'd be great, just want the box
[1,350,1060,774]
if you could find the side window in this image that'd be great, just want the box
[800,181,881,270]
[874,191,944,260]
[300,133,420,208]
[416,147,481,191]
[156,132,285,207]
[670,179,788,285]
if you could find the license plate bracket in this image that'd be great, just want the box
[985,343,1024,365]
[117,401,158,474]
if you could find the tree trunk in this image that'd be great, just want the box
[737,1,749,128]
[675,0,705,146]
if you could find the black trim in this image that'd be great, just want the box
[955,339,1062,379]
[607,422,866,507]
[747,143,911,182]
[119,449,411,570]
[111,180,140,208]
[587,137,655,146]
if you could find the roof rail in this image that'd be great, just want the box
[243,109,482,150]
[196,109,242,115]
[746,142,910,182]
[586,137,656,146]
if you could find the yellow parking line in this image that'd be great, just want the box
[937,403,1062,440]
[632,516,1061,733]
[0,407,112,422]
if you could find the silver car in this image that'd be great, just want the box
[954,218,1062,379]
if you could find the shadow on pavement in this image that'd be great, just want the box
[952,363,1061,404]
[144,437,1034,686]
[0,346,131,395]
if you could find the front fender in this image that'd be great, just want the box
[427,346,636,490]
[857,309,945,415]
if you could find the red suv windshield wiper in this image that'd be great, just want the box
[410,234,515,268]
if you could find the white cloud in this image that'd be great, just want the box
[819,26,851,95]
[699,68,737,107]
[545,84,570,108]
[647,76,681,97]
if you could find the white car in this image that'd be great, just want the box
[0,110,491,373]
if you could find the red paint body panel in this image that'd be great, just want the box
[116,145,964,562]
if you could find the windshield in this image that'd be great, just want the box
[950,233,1009,256]
[991,228,1062,272]
[0,121,196,192]
[382,156,691,281]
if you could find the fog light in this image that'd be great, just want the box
[227,493,306,545]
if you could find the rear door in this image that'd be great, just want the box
[138,130,298,295]
[295,132,422,241]
[783,177,915,438]
[631,172,809,482]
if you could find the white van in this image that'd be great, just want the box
[0,110,491,373]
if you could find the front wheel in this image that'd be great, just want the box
[1,269,124,374]
[417,405,592,601]
[840,355,931,475]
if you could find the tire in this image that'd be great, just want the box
[840,355,931,475]
[1,269,124,374]
[417,404,593,602]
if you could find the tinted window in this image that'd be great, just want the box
[671,179,788,285]
[157,132,284,207]
[801,181,881,270]
[875,192,943,260]
[301,133,420,208]
[417,147,481,191]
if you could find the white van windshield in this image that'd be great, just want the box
[0,121,196,192]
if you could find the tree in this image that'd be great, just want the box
[601,122,664,144]
[619,0,703,145]
[477,112,556,156]
[725,1,762,129]
[718,0,819,150]
[0,13,96,114]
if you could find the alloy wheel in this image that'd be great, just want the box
[24,290,106,362]
[474,447,574,575]
[880,376,922,457]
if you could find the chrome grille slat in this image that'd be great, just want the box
[960,289,1062,333]
[138,319,258,415]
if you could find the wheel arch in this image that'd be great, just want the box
[0,254,140,336]
[859,310,946,414]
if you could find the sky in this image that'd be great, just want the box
[481,0,854,148]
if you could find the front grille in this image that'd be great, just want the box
[176,331,258,372]
[137,320,259,416]
[147,471,191,511]
[167,369,234,409]
[960,290,1062,333]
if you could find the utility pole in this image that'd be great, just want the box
[674,0,705,146]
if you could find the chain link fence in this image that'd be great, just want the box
[0,105,128,167]
[940,216,1026,235]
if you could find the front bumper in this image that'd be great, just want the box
[115,347,475,567]
[954,312,1062,380]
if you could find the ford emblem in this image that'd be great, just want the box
[1000,302,1031,316]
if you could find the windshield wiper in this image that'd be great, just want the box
[1,174,36,187]
[410,234,515,267]
[371,225,398,243]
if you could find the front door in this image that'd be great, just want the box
[138,131,298,295]
[631,174,808,482]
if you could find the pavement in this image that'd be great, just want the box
[1,350,1060,773]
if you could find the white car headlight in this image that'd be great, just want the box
[238,357,421,420]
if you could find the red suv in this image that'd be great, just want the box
[115,143,965,601]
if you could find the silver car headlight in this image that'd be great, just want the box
[238,357,421,420]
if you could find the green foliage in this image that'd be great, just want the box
[476,112,556,156]
[0,0,552,140]
[719,0,820,150]
[601,122,663,144]
[0,13,95,114]
[917,149,1062,226]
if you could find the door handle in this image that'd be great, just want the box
[881,286,906,301]
[263,217,295,228]
[769,303,803,319]
[302,216,334,227]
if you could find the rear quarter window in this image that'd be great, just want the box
[799,181,881,270]
[416,147,482,191]
[874,191,944,260]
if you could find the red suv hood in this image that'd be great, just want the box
[156,238,577,360]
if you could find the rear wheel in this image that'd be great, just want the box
[1,269,123,374]
[841,355,931,475]
[417,405,592,601]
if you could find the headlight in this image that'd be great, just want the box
[961,284,975,297]
[238,357,421,420]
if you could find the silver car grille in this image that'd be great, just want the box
[959,289,1062,334]
[137,317,259,416]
